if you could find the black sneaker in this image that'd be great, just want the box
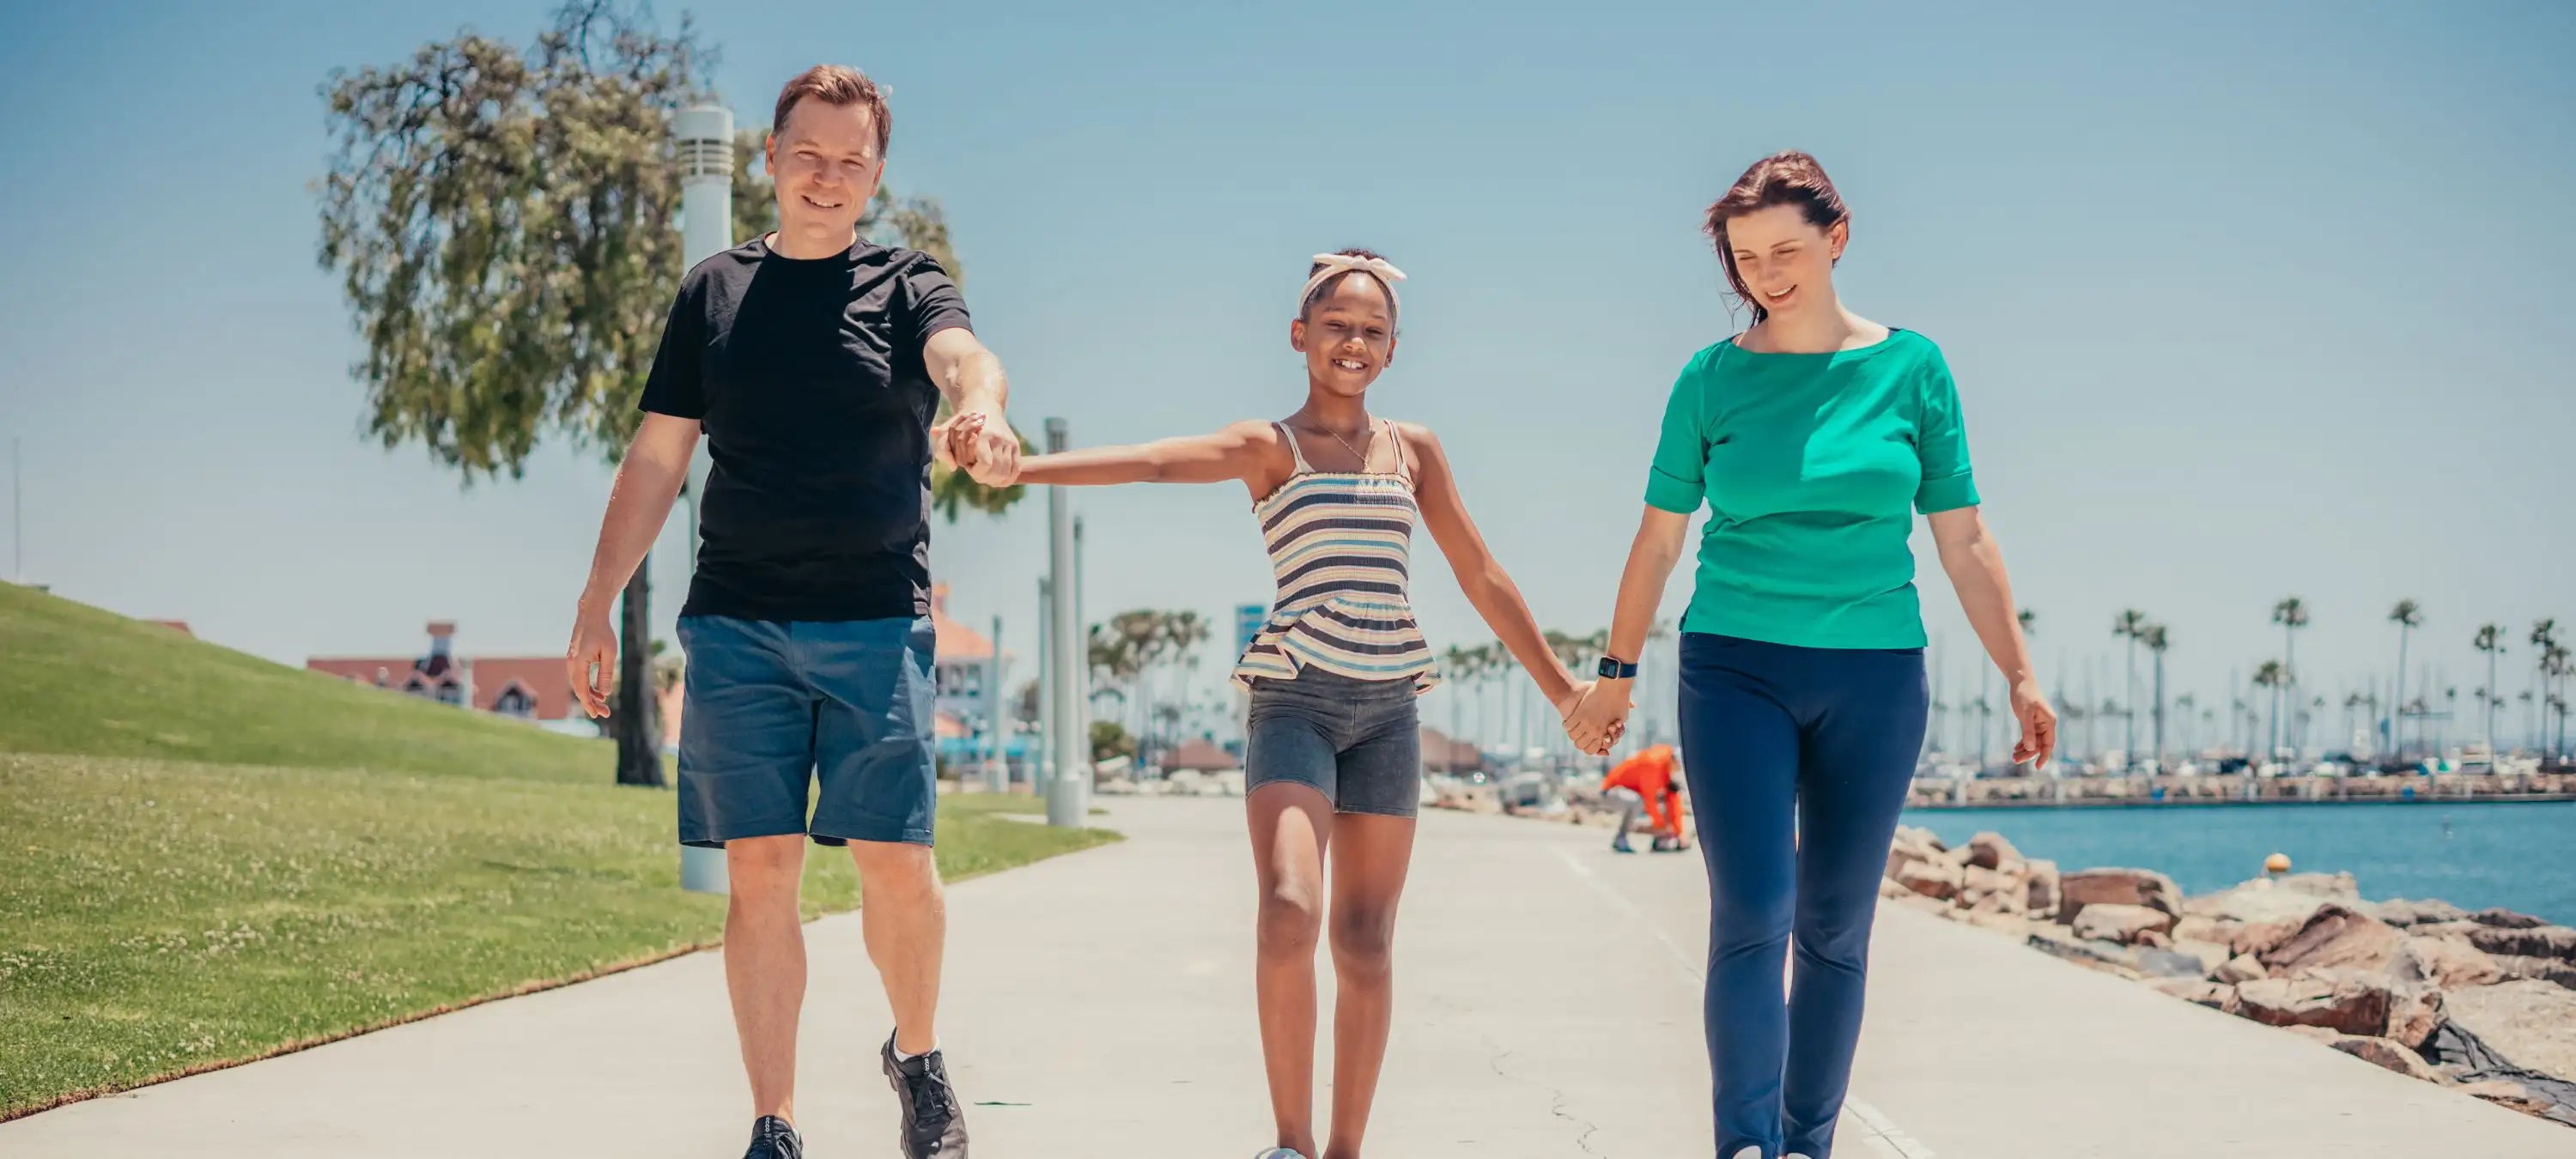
[742,1115,802,1159]
[880,1035,969,1158]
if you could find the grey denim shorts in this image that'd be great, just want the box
[1244,667,1423,817]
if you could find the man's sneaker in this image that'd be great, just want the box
[741,1115,802,1159]
[1254,1150,1309,1159]
[881,1035,969,1158]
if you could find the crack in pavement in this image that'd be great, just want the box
[1484,1045,1606,1157]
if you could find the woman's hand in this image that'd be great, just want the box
[1564,680,1631,755]
[2009,675,2057,769]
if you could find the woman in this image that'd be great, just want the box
[1565,152,2056,1159]
[975,250,1589,1159]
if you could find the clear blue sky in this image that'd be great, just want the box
[3,0,2571,752]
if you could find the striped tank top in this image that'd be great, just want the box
[1232,419,1439,695]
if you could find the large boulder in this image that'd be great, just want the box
[2172,938,2233,976]
[2075,903,2178,945]
[2230,918,2305,960]
[2024,859,2061,919]
[2275,871,2362,899]
[2172,914,2238,945]
[1965,831,2020,871]
[2470,907,2550,931]
[2151,977,2237,1010]
[1877,876,1911,900]
[1962,865,2013,901]
[2233,971,2394,1037]
[2184,877,2337,926]
[2024,928,2146,980]
[1895,858,1964,901]
[2395,936,2505,990]
[2443,980,2576,1085]
[2467,925,2576,963]
[1884,828,1945,879]
[2058,867,2182,925]
[2373,898,2471,928]
[2260,904,2410,974]
[2215,953,2269,984]
[2494,955,2576,991]
[2330,1035,2448,1083]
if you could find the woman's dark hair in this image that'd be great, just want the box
[1702,151,1849,324]
[1301,247,1398,328]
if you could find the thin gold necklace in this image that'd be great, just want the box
[1302,417,1373,470]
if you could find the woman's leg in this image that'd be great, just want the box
[1320,811,1416,1159]
[1249,775,1335,1158]
[1678,635,1805,1159]
[1780,648,1929,1159]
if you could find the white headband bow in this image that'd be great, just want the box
[1298,252,1406,318]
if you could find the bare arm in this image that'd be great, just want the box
[1565,506,1693,750]
[925,325,1005,416]
[567,412,701,716]
[924,326,1019,483]
[1929,506,2056,768]
[1406,424,1582,712]
[1015,420,1284,489]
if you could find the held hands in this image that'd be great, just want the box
[2009,675,2059,769]
[1561,678,1631,756]
[933,410,1022,486]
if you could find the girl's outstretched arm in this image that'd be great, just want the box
[1011,419,1284,488]
[1404,423,1584,714]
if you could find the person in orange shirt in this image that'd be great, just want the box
[1599,743,1685,853]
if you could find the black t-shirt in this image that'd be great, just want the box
[640,235,973,622]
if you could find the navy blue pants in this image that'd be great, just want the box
[1676,634,1929,1159]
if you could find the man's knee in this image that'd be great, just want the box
[726,835,806,897]
[1256,879,1323,962]
[849,840,942,904]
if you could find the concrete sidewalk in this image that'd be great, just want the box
[6,796,2569,1156]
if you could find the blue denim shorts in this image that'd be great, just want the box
[674,615,938,848]
[1244,667,1422,817]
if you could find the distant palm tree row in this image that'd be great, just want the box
[1084,608,1212,762]
[2038,598,2571,773]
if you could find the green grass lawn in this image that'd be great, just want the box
[0,585,1117,1119]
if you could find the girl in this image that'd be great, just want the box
[1564,153,2057,1159]
[981,249,1590,1159]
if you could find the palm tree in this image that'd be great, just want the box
[1441,644,1479,770]
[2532,620,2561,755]
[2113,610,2148,762]
[2142,623,2170,772]
[2176,692,2199,757]
[2253,660,2287,764]
[2272,598,2310,755]
[2473,623,2506,755]
[2389,600,2423,759]
[2547,644,2573,763]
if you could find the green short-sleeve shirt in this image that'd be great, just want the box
[1643,328,1978,649]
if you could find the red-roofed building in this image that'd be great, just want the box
[145,619,193,637]
[308,621,580,723]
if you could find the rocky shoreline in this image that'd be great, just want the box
[1880,826,2576,1128]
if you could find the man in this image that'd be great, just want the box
[1599,743,1685,853]
[565,64,1018,1159]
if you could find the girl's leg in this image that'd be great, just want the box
[1249,780,1334,1157]
[1781,648,1929,1159]
[1320,811,1417,1159]
[1678,635,1804,1159]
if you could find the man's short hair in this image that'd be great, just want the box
[774,64,891,159]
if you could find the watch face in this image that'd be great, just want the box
[1597,657,1628,678]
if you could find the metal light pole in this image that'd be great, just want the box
[986,614,1008,793]
[674,103,732,895]
[1045,419,1089,827]
[1036,575,1053,792]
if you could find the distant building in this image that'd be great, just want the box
[928,582,1001,744]
[307,621,577,722]
[144,619,193,637]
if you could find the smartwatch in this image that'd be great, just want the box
[1596,655,1639,680]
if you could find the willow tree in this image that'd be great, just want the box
[319,1,708,786]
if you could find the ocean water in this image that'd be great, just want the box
[1898,800,2576,925]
